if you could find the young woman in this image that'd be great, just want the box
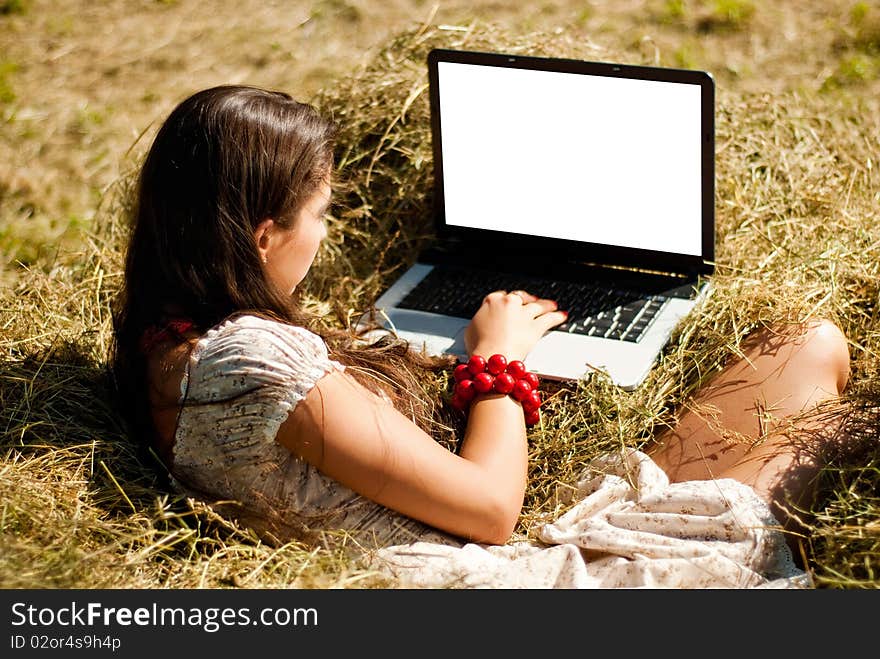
[112,84,850,588]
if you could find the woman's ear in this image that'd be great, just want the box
[253,218,275,264]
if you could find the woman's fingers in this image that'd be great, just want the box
[509,289,538,304]
[484,290,516,304]
[523,297,559,316]
[538,308,569,331]
[480,288,566,325]
[491,289,556,310]
[496,289,567,322]
[519,293,567,329]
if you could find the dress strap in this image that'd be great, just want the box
[139,318,196,353]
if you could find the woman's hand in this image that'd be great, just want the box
[464,290,567,361]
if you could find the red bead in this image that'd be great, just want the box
[472,371,495,393]
[523,372,540,389]
[467,355,487,376]
[524,409,540,426]
[512,378,533,401]
[506,360,527,379]
[493,372,515,394]
[453,363,471,382]
[522,390,542,413]
[487,354,508,375]
[454,379,476,402]
[451,393,467,410]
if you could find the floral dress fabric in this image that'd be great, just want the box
[170,314,808,589]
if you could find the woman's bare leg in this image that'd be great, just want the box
[649,319,850,547]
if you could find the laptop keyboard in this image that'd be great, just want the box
[396,265,673,343]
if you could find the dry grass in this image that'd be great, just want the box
[2,1,879,588]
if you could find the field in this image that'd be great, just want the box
[1,0,878,588]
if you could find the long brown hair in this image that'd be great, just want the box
[111,84,453,452]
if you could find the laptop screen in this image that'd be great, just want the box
[429,51,714,272]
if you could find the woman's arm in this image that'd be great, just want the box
[277,368,527,544]
[276,289,565,545]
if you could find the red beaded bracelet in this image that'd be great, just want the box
[450,354,542,426]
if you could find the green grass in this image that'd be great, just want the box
[0,59,18,103]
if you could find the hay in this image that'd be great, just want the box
[1,20,879,588]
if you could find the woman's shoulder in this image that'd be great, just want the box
[199,313,328,357]
[207,312,318,338]
[189,313,342,388]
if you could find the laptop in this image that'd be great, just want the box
[362,48,715,389]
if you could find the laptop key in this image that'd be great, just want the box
[606,325,627,340]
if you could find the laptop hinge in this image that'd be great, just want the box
[420,240,704,299]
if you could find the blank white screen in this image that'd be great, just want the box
[437,61,704,256]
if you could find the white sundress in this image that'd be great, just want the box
[170,314,809,589]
